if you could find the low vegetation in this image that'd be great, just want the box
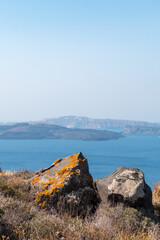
[0,170,160,240]
[153,182,160,220]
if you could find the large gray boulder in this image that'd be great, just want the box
[31,152,100,217]
[95,167,153,211]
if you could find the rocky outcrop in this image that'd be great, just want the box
[31,152,100,217]
[95,167,153,211]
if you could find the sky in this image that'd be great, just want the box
[0,0,160,122]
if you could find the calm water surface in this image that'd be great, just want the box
[0,135,160,188]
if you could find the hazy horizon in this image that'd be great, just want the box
[1,0,160,122]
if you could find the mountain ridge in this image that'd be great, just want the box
[38,116,159,130]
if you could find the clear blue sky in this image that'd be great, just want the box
[0,0,160,122]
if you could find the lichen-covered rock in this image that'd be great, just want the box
[94,167,153,211]
[31,152,100,217]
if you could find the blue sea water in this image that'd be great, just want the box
[0,135,160,189]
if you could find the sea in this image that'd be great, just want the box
[0,135,160,189]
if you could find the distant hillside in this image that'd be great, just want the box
[39,116,159,130]
[0,123,123,141]
[124,126,160,135]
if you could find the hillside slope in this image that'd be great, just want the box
[0,123,123,140]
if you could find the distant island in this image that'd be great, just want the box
[39,116,159,130]
[124,126,160,135]
[0,123,123,141]
[0,116,160,139]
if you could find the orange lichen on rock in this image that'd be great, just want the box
[41,182,48,189]
[42,170,49,175]
[39,200,46,209]
[31,153,100,217]
[32,176,40,184]
[53,158,62,166]
[32,153,93,208]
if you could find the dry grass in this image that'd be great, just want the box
[153,182,160,204]
[0,173,32,201]
[14,170,35,180]
[0,170,14,177]
[153,182,160,219]
[0,172,160,240]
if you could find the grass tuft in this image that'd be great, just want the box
[153,182,160,218]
